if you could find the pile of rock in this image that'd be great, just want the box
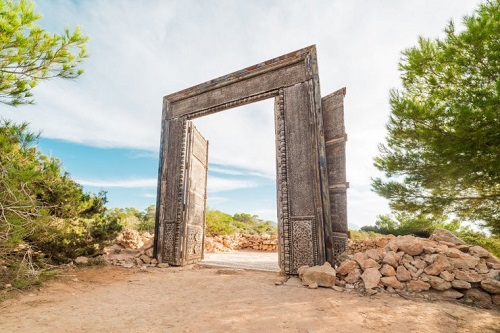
[204,233,278,253]
[347,236,394,255]
[99,229,168,269]
[299,229,500,308]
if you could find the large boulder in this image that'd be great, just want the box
[388,235,424,256]
[429,229,465,245]
[299,262,336,288]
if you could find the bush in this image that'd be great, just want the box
[0,120,120,288]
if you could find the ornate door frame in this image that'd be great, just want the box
[154,45,347,274]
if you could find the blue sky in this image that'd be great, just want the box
[0,0,481,226]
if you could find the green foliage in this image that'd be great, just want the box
[0,120,120,287]
[372,1,500,235]
[205,209,277,236]
[105,205,156,233]
[348,230,386,240]
[0,0,89,105]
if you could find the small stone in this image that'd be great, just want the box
[145,248,154,257]
[337,260,357,276]
[469,246,490,258]
[452,279,471,289]
[331,285,344,292]
[140,265,147,271]
[439,271,455,282]
[157,263,169,268]
[364,258,380,269]
[297,265,310,279]
[429,229,465,245]
[424,255,452,276]
[396,266,412,282]
[361,268,382,289]
[382,251,400,268]
[403,262,418,273]
[446,248,463,258]
[412,268,425,279]
[380,276,404,289]
[423,254,438,264]
[353,252,368,270]
[480,278,500,294]
[150,259,158,265]
[366,248,383,261]
[4,284,12,289]
[134,258,143,266]
[492,294,500,305]
[454,270,483,283]
[74,256,89,265]
[475,262,488,274]
[365,288,378,296]
[308,282,319,289]
[139,254,151,264]
[438,290,464,299]
[411,258,427,270]
[464,289,492,308]
[438,241,458,248]
[344,268,362,284]
[122,263,134,268]
[380,264,396,277]
[428,276,452,291]
[423,247,436,254]
[407,280,431,292]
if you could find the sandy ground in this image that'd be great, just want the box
[0,265,499,333]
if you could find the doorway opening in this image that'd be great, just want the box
[191,100,280,271]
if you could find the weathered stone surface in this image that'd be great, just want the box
[297,265,309,279]
[428,276,452,291]
[449,254,480,269]
[344,268,362,284]
[403,262,418,273]
[485,269,499,280]
[446,248,463,258]
[364,258,380,269]
[300,262,337,288]
[469,246,490,258]
[380,264,396,277]
[75,256,89,265]
[423,254,438,264]
[429,229,465,245]
[464,289,492,308]
[407,280,431,292]
[396,266,412,282]
[454,270,483,283]
[476,262,489,274]
[361,267,382,289]
[452,280,471,289]
[424,255,452,276]
[437,290,464,299]
[157,263,169,268]
[439,271,455,282]
[388,235,424,256]
[480,278,500,294]
[492,294,500,305]
[353,252,368,270]
[140,254,151,264]
[411,258,427,270]
[380,276,404,289]
[382,251,400,268]
[337,260,357,276]
[308,282,319,289]
[365,248,384,262]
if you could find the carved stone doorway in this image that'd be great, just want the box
[154,46,348,274]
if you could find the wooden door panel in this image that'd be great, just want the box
[321,88,349,263]
[182,122,209,264]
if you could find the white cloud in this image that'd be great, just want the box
[208,177,259,193]
[76,178,157,188]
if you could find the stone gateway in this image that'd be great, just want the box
[153,45,348,274]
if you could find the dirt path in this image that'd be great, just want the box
[1,265,498,333]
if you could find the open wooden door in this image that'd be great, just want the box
[154,119,208,266]
[181,122,209,265]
